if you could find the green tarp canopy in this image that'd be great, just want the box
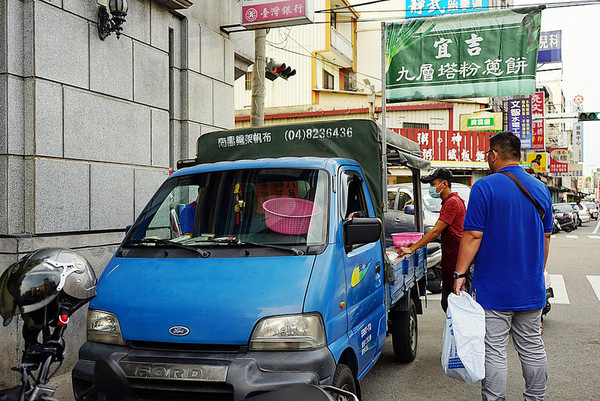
[193,119,430,223]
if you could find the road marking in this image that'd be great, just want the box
[565,235,578,239]
[587,276,600,302]
[588,236,600,239]
[551,235,556,239]
[594,219,600,234]
[549,274,570,304]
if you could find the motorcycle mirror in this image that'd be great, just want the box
[94,357,131,401]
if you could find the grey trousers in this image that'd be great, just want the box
[482,309,548,401]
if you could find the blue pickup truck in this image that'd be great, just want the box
[72,119,430,401]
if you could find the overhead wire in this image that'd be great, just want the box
[239,0,600,90]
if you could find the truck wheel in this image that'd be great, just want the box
[332,363,357,400]
[391,298,418,363]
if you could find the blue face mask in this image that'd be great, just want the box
[429,184,442,198]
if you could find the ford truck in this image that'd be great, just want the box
[72,119,430,400]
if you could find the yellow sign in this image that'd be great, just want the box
[526,152,548,173]
[459,112,503,131]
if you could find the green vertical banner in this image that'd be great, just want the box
[385,7,542,102]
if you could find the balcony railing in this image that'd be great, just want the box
[331,28,353,62]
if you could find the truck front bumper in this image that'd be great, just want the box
[72,341,337,401]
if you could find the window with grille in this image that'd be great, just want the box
[403,122,429,129]
[245,72,253,91]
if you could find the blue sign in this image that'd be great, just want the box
[508,98,532,149]
[405,0,489,19]
[538,30,562,63]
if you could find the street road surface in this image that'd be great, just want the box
[361,218,600,400]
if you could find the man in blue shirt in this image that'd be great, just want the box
[180,194,199,235]
[453,132,553,401]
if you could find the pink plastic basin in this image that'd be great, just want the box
[263,198,321,235]
[391,232,423,248]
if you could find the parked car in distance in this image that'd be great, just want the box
[569,202,591,225]
[583,202,598,220]
[385,182,471,245]
[552,203,577,232]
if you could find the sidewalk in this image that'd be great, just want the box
[49,372,75,401]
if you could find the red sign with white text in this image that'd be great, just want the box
[549,148,569,173]
[242,0,313,27]
[530,91,545,116]
[531,120,545,151]
[394,128,495,162]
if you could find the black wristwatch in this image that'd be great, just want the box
[453,271,467,279]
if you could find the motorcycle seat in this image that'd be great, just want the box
[426,242,441,255]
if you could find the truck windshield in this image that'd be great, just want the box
[126,168,329,248]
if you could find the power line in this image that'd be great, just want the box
[266,41,382,90]
[315,0,600,14]
[222,0,600,32]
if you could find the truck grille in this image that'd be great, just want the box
[127,340,246,353]
[129,379,233,401]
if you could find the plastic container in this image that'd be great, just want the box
[391,232,423,248]
[263,198,321,235]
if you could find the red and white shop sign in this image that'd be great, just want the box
[242,0,314,28]
[530,91,545,117]
[549,148,569,174]
[531,120,545,151]
[394,128,495,163]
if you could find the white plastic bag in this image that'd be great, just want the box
[441,291,486,383]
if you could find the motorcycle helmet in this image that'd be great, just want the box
[0,248,97,329]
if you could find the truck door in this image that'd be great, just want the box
[339,169,385,374]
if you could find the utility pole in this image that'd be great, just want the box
[250,29,266,127]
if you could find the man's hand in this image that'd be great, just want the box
[397,246,413,256]
[453,277,466,295]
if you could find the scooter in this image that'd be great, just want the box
[0,248,97,401]
[555,213,576,233]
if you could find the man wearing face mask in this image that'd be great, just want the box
[397,168,466,312]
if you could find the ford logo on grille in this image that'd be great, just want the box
[169,325,190,336]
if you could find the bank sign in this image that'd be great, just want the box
[405,0,488,19]
[386,7,541,101]
[242,0,314,28]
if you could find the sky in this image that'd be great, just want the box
[513,0,600,177]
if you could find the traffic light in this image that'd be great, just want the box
[265,58,296,81]
[578,112,600,121]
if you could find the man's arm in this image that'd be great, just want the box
[543,232,551,270]
[397,218,449,256]
[453,230,483,295]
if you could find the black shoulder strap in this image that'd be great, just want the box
[499,170,545,220]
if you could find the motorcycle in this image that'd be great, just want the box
[555,213,576,233]
[552,218,560,234]
[0,248,97,401]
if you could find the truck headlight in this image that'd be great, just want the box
[87,309,125,345]
[249,314,325,351]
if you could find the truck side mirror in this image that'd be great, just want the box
[404,205,415,215]
[343,217,382,251]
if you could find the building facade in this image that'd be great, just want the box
[0,0,252,384]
